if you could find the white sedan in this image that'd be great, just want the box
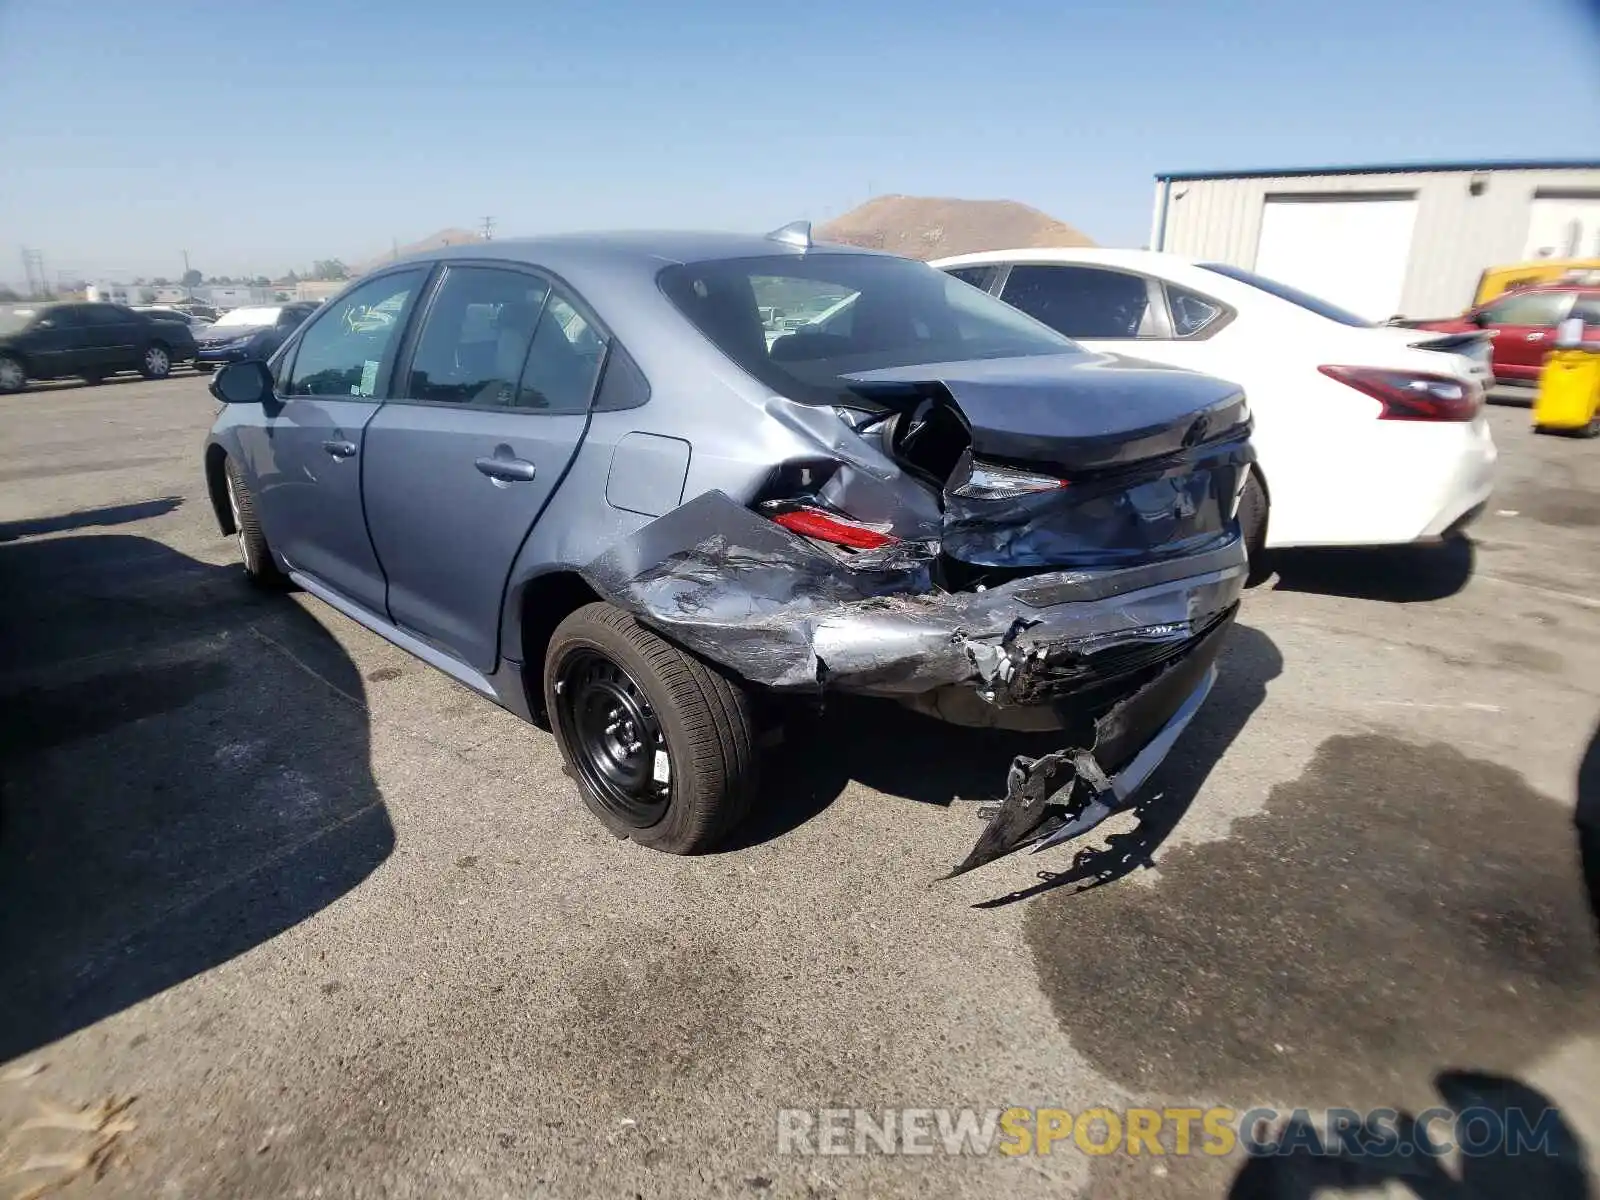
[928,248,1497,567]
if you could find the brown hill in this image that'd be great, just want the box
[817,195,1094,260]
[354,227,483,275]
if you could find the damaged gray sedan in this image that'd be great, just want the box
[202,225,1253,875]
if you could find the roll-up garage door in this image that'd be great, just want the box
[1253,194,1418,322]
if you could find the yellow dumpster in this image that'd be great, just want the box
[1533,331,1600,437]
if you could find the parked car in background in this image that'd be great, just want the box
[192,302,320,372]
[134,305,213,330]
[1470,259,1600,307]
[0,301,197,392]
[929,248,1497,574]
[203,230,1256,874]
[1408,281,1600,385]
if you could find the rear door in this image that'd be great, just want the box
[79,304,138,370]
[234,268,429,616]
[1477,288,1576,381]
[361,263,599,671]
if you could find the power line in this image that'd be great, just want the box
[479,216,496,242]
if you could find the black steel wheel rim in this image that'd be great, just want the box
[557,648,670,826]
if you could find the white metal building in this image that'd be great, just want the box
[1149,159,1600,321]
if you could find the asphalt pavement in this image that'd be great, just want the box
[1,375,1597,1199]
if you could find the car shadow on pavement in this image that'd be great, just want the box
[1227,1070,1591,1200]
[739,623,1282,895]
[1267,538,1476,603]
[0,523,393,1063]
[0,496,183,543]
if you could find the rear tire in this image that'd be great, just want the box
[223,458,286,588]
[1239,469,1271,587]
[138,342,172,380]
[0,353,26,394]
[545,602,757,854]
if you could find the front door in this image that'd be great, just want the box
[235,268,429,616]
[361,265,599,671]
[1478,289,1576,382]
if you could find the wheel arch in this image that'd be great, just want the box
[512,569,603,720]
[0,347,31,376]
[204,443,234,534]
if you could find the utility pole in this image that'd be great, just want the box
[20,247,46,298]
[479,216,496,242]
[182,249,190,277]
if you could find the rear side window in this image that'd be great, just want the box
[1166,285,1227,337]
[1482,290,1574,327]
[944,264,1000,293]
[516,292,607,413]
[80,305,126,326]
[1000,265,1152,339]
[283,269,425,398]
[404,266,551,406]
[1572,294,1600,324]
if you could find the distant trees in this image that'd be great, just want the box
[181,268,203,287]
[308,259,349,282]
[0,286,20,302]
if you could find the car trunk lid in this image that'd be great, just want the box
[842,354,1254,576]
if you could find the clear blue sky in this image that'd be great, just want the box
[2,0,1597,283]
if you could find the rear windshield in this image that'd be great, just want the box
[659,253,1080,402]
[1198,262,1375,328]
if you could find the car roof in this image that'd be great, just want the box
[931,246,1210,272]
[387,230,890,276]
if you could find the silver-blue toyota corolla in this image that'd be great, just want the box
[203,224,1254,875]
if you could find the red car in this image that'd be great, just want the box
[1413,284,1600,384]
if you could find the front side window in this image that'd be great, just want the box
[1000,265,1152,339]
[1481,290,1575,328]
[283,270,424,398]
[405,266,551,406]
[1571,294,1600,325]
[36,306,83,329]
[660,253,1076,405]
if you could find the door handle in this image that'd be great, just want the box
[475,455,538,483]
[1528,332,1546,341]
[323,439,358,459]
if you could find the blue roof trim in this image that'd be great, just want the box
[1154,159,1600,182]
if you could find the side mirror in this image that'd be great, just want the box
[211,360,273,405]
[35,318,55,330]
[1468,310,1490,328]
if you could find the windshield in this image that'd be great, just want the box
[213,306,283,328]
[659,253,1080,402]
[1198,263,1375,327]
[0,308,40,334]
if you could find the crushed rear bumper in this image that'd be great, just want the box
[581,490,1245,874]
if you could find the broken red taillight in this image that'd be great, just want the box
[1319,365,1483,422]
[766,505,898,550]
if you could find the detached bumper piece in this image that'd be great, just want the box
[948,608,1233,877]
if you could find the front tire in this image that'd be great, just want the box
[1239,468,1271,587]
[139,342,172,380]
[545,602,757,854]
[223,458,286,588]
[0,353,26,394]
